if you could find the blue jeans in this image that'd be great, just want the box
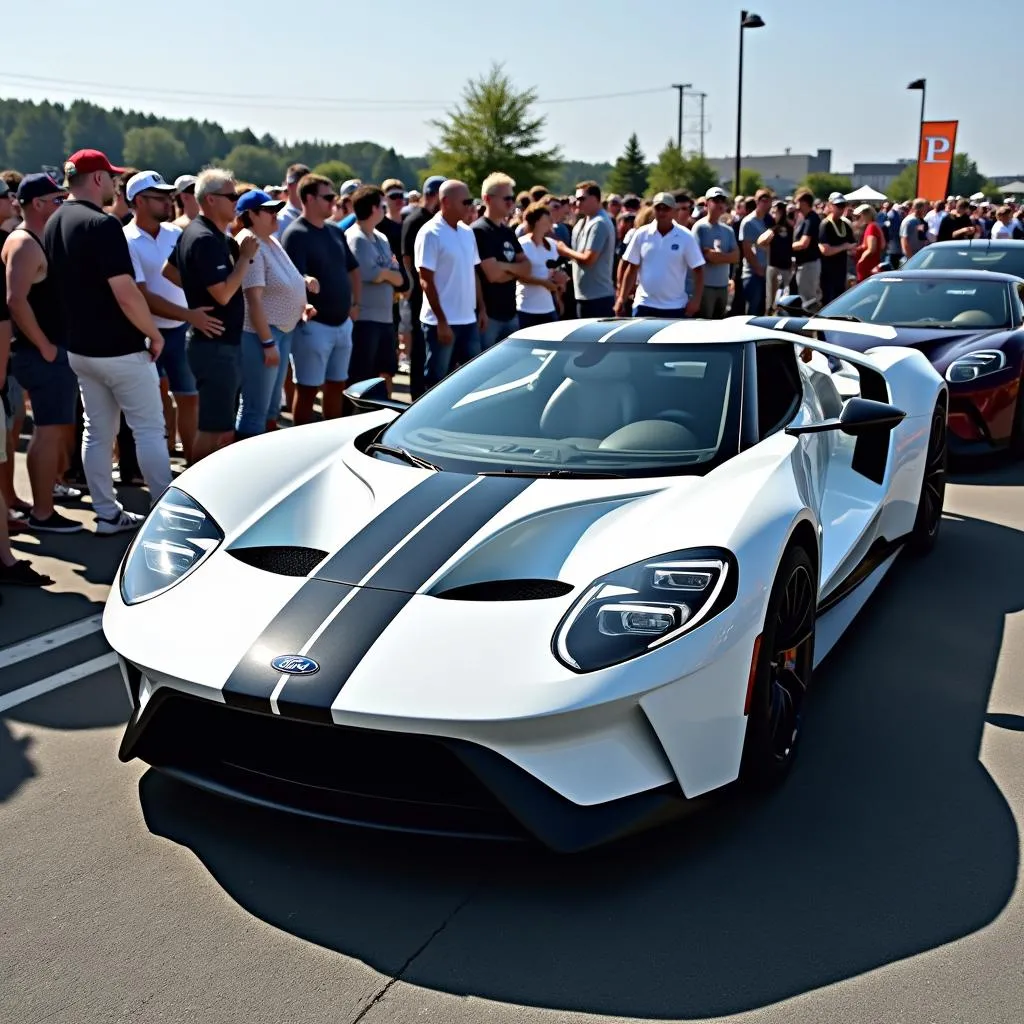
[237,326,292,436]
[742,275,767,316]
[481,315,519,349]
[423,322,481,389]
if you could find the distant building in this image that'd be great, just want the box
[849,161,913,191]
[706,149,832,195]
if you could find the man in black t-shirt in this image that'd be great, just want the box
[936,199,978,242]
[282,173,361,425]
[400,176,443,399]
[44,149,171,535]
[165,167,257,462]
[791,189,822,309]
[472,173,531,349]
[817,193,857,306]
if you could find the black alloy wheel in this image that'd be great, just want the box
[740,546,817,787]
[909,401,947,555]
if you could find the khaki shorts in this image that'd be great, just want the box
[0,398,7,463]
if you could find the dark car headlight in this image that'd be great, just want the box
[120,488,223,605]
[946,350,1007,384]
[553,547,737,673]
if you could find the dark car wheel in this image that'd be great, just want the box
[908,400,947,556]
[740,545,817,789]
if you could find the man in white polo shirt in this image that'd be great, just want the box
[124,170,223,463]
[414,179,487,388]
[615,192,705,318]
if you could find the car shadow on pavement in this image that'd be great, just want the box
[138,512,1021,1019]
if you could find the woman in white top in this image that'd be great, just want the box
[516,202,563,327]
[232,190,317,436]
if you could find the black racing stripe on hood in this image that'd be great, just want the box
[222,473,474,710]
[314,470,471,585]
[221,580,353,711]
[558,319,627,344]
[605,318,683,344]
[273,475,534,721]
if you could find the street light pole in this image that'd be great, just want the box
[672,83,691,151]
[908,78,926,195]
[735,11,764,195]
[698,92,707,157]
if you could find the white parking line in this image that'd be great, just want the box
[0,614,104,670]
[0,652,119,714]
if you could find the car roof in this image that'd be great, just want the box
[922,239,1024,251]
[509,317,804,346]
[874,268,1023,284]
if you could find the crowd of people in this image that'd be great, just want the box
[3,144,1024,599]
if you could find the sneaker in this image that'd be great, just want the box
[96,510,145,535]
[26,511,84,534]
[53,482,84,501]
[0,559,54,587]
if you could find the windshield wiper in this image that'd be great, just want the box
[364,442,441,472]
[478,468,625,478]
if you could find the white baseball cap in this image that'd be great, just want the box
[174,174,198,193]
[126,170,176,202]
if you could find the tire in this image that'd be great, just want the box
[908,400,947,556]
[740,545,817,789]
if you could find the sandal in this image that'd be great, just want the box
[0,559,55,587]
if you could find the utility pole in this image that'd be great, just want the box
[672,83,691,150]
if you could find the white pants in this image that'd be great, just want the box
[68,351,171,521]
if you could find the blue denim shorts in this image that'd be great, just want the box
[9,345,78,426]
[291,319,353,387]
[156,323,198,395]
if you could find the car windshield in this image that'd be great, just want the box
[376,340,743,477]
[821,277,1014,329]
[904,245,1024,278]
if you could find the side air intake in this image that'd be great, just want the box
[229,546,328,577]
[433,579,574,601]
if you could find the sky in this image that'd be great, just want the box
[9,0,1022,177]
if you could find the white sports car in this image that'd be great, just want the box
[105,317,947,852]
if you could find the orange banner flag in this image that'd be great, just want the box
[916,121,958,201]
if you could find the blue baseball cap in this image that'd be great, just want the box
[423,175,446,196]
[235,189,285,216]
[17,173,66,204]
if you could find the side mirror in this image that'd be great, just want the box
[775,294,809,316]
[786,397,906,437]
[343,377,407,413]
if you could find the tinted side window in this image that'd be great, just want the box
[756,342,802,438]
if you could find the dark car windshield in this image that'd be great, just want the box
[376,340,742,477]
[903,244,1024,278]
[821,276,1015,330]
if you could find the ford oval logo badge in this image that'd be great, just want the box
[271,655,320,675]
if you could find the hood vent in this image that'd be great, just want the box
[229,546,328,577]
[433,578,573,601]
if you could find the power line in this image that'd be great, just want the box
[0,72,672,114]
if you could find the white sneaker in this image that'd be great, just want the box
[53,482,84,500]
[96,510,145,535]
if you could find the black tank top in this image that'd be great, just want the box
[10,227,63,353]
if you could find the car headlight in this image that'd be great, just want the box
[946,350,1007,384]
[553,547,737,672]
[120,488,222,604]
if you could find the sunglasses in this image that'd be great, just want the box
[499,195,515,203]
[214,191,239,202]
[320,192,338,202]
[386,192,404,200]
[460,198,473,207]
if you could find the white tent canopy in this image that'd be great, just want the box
[998,181,1024,194]
[844,185,888,202]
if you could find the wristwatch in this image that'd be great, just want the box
[260,338,275,348]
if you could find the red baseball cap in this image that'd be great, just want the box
[64,149,125,178]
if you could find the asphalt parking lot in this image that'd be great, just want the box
[3,416,1024,1024]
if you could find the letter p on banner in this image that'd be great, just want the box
[917,120,958,201]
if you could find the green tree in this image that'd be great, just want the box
[371,147,406,185]
[7,103,66,171]
[606,134,648,196]
[427,63,561,195]
[677,153,719,197]
[122,127,189,178]
[798,172,853,198]
[312,160,358,185]
[887,153,994,203]
[886,163,917,202]
[647,140,687,194]
[222,144,285,185]
[722,168,764,196]
[64,101,124,164]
